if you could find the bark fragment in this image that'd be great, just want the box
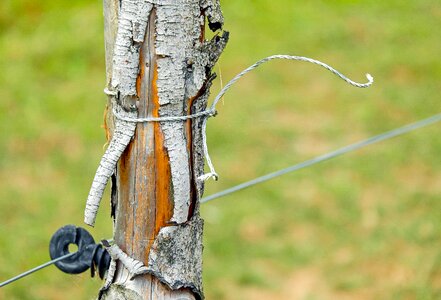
[147,216,204,299]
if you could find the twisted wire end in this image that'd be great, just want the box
[198,173,219,182]
[366,73,374,84]
[352,73,374,88]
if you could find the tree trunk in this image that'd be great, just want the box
[98,0,228,299]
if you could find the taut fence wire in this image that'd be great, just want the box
[1,112,439,288]
[202,113,441,203]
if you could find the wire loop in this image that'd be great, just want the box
[110,55,374,181]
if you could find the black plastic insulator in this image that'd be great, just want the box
[49,225,110,279]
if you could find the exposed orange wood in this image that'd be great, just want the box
[152,64,174,235]
[103,104,112,144]
[132,36,157,260]
[116,139,136,255]
[114,8,174,265]
[185,93,198,220]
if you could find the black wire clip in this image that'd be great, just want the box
[49,225,110,279]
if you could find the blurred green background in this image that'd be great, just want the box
[1,0,440,299]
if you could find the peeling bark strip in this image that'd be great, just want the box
[155,0,227,224]
[112,0,152,104]
[84,0,153,226]
[85,100,137,226]
[94,0,228,299]
[155,1,205,223]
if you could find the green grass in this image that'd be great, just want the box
[1,0,440,299]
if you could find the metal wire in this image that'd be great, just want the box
[0,237,115,288]
[0,252,76,288]
[112,55,373,123]
[111,55,374,181]
[201,113,441,203]
[1,114,439,288]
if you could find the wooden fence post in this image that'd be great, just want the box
[96,0,228,299]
